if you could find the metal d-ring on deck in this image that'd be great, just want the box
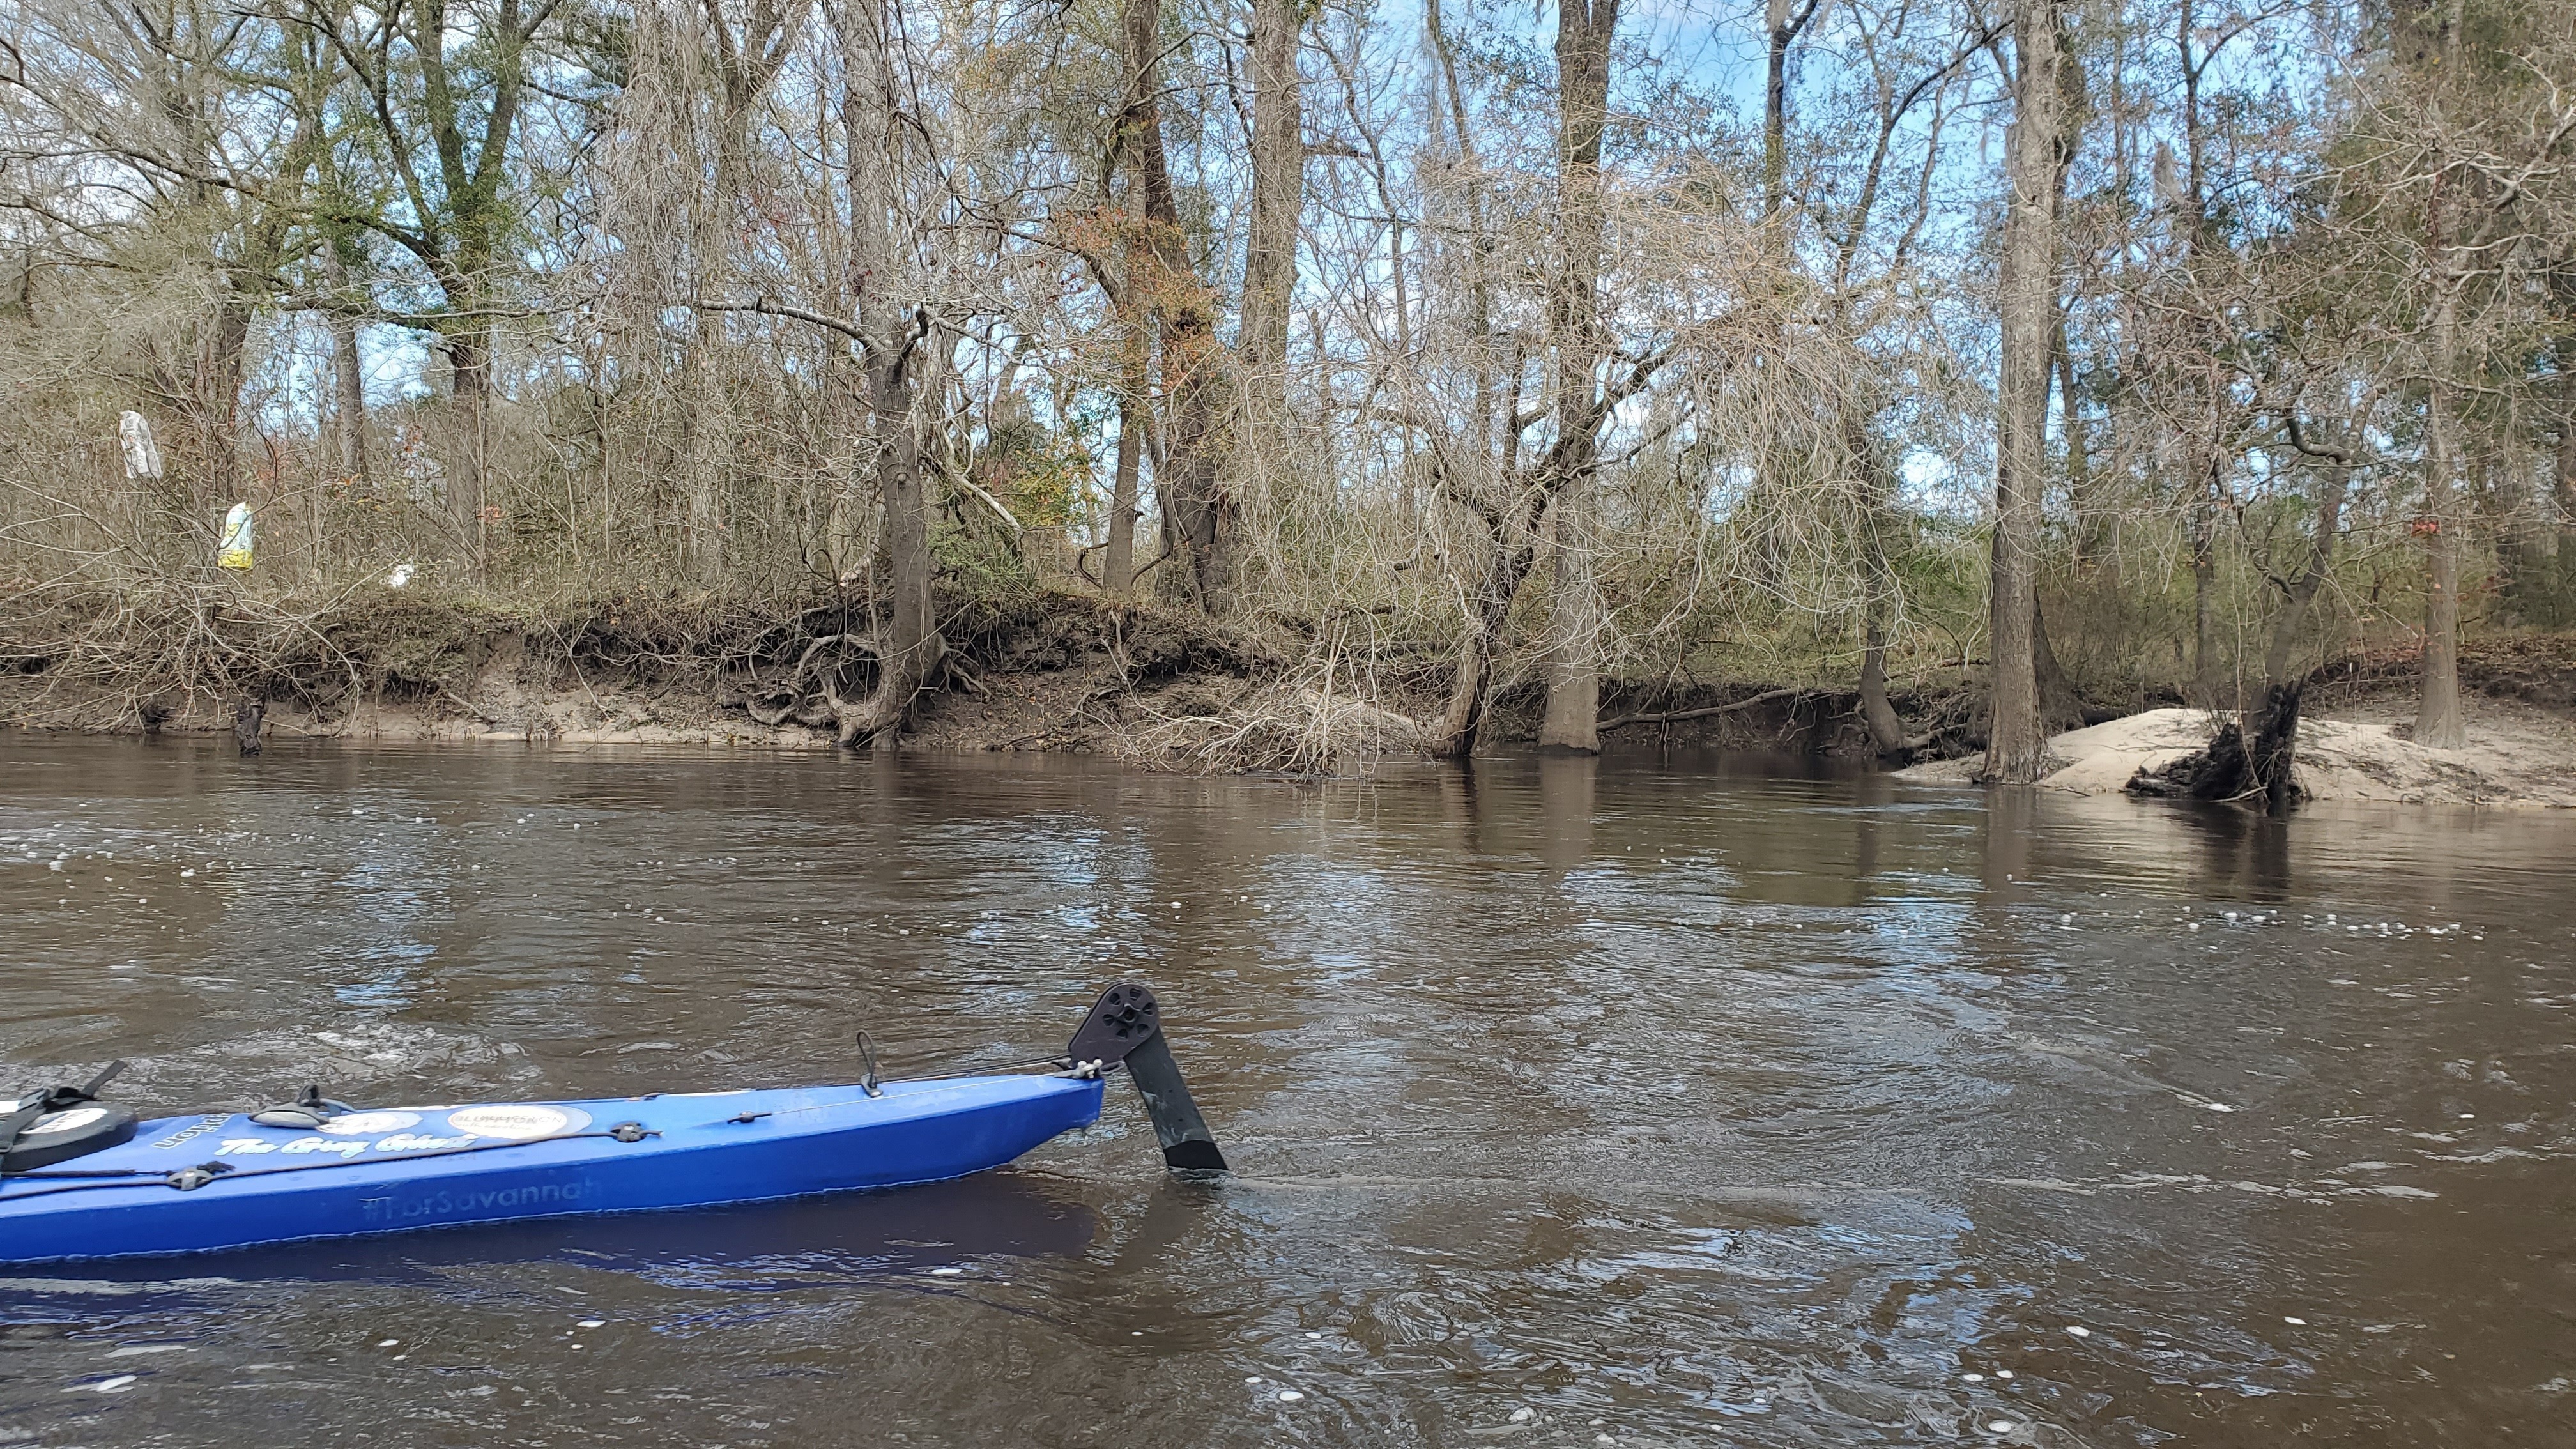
[857,1031,885,1098]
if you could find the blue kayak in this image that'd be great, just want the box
[0,981,1222,1265]
[0,1075,1107,1265]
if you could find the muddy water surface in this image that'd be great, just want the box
[3,737,2573,1446]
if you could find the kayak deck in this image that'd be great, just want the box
[0,1073,1105,1264]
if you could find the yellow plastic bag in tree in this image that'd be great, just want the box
[218,502,254,571]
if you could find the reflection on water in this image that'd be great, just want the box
[4,737,2575,1445]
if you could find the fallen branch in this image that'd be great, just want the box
[1598,686,1804,732]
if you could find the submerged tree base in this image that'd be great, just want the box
[2127,684,2304,813]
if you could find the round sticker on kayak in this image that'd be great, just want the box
[443,1105,590,1140]
[317,1111,422,1136]
[26,1107,107,1136]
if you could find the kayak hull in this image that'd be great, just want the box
[0,1075,1105,1264]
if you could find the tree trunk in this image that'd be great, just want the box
[1427,509,1542,759]
[1417,0,1618,760]
[682,344,726,582]
[323,248,368,480]
[334,327,367,479]
[2174,0,2234,712]
[1238,0,1303,489]
[2263,449,2348,687]
[2034,594,2089,733]
[1537,493,1602,753]
[2054,313,2102,566]
[830,0,944,747]
[1849,410,1910,757]
[837,335,941,746]
[1762,0,1793,227]
[197,294,253,530]
[2190,493,2221,703]
[1101,129,1156,601]
[679,222,730,586]
[448,327,490,581]
[1534,0,1618,750]
[1859,613,1910,758]
[1418,0,1513,759]
[1428,632,1492,763]
[1119,0,1234,612]
[2558,342,2576,555]
[1105,392,1142,596]
[1981,0,2064,784]
[2418,258,2467,748]
[2127,683,2303,813]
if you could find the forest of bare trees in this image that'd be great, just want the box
[3,0,2573,769]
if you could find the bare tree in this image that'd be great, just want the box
[824,0,943,743]
[303,0,569,576]
[1982,0,2067,783]
[0,0,2565,771]
[1531,0,1621,754]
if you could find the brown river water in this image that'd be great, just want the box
[3,737,2573,1446]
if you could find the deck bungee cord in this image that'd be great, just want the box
[0,1125,664,1202]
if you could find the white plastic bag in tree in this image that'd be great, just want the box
[118,411,163,479]
[218,503,254,571]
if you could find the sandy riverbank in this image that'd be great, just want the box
[1897,696,2576,808]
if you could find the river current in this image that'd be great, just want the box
[2,737,2572,1446]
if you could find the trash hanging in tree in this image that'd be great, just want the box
[218,503,254,571]
[118,411,162,480]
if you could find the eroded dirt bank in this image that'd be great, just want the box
[0,585,1954,769]
[4,587,2570,802]
[0,587,1292,763]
